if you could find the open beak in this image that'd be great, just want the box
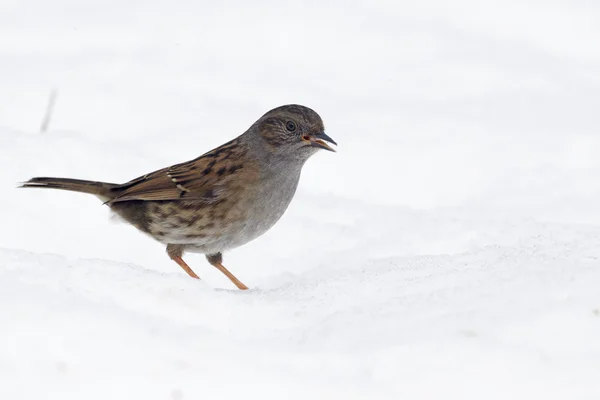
[307,132,337,152]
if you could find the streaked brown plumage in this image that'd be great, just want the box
[20,104,336,290]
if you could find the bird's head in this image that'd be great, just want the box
[251,104,337,161]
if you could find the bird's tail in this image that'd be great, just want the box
[20,177,119,201]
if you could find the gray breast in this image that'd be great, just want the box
[187,167,302,254]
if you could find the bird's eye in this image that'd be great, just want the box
[286,121,296,131]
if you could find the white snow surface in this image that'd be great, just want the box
[1,0,600,399]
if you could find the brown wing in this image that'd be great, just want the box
[108,138,251,204]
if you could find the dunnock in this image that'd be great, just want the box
[20,104,336,290]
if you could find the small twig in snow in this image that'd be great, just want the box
[40,89,58,133]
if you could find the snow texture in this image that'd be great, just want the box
[1,0,600,399]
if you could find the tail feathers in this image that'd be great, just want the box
[20,177,119,200]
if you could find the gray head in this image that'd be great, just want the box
[246,104,336,162]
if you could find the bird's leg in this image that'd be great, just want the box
[206,253,248,290]
[167,244,200,279]
[172,256,200,279]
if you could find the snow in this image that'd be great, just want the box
[1,0,600,399]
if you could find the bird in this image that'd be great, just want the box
[20,104,336,290]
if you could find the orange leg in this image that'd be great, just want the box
[172,256,200,279]
[212,262,248,290]
[206,253,248,290]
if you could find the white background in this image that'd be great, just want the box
[1,0,599,399]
